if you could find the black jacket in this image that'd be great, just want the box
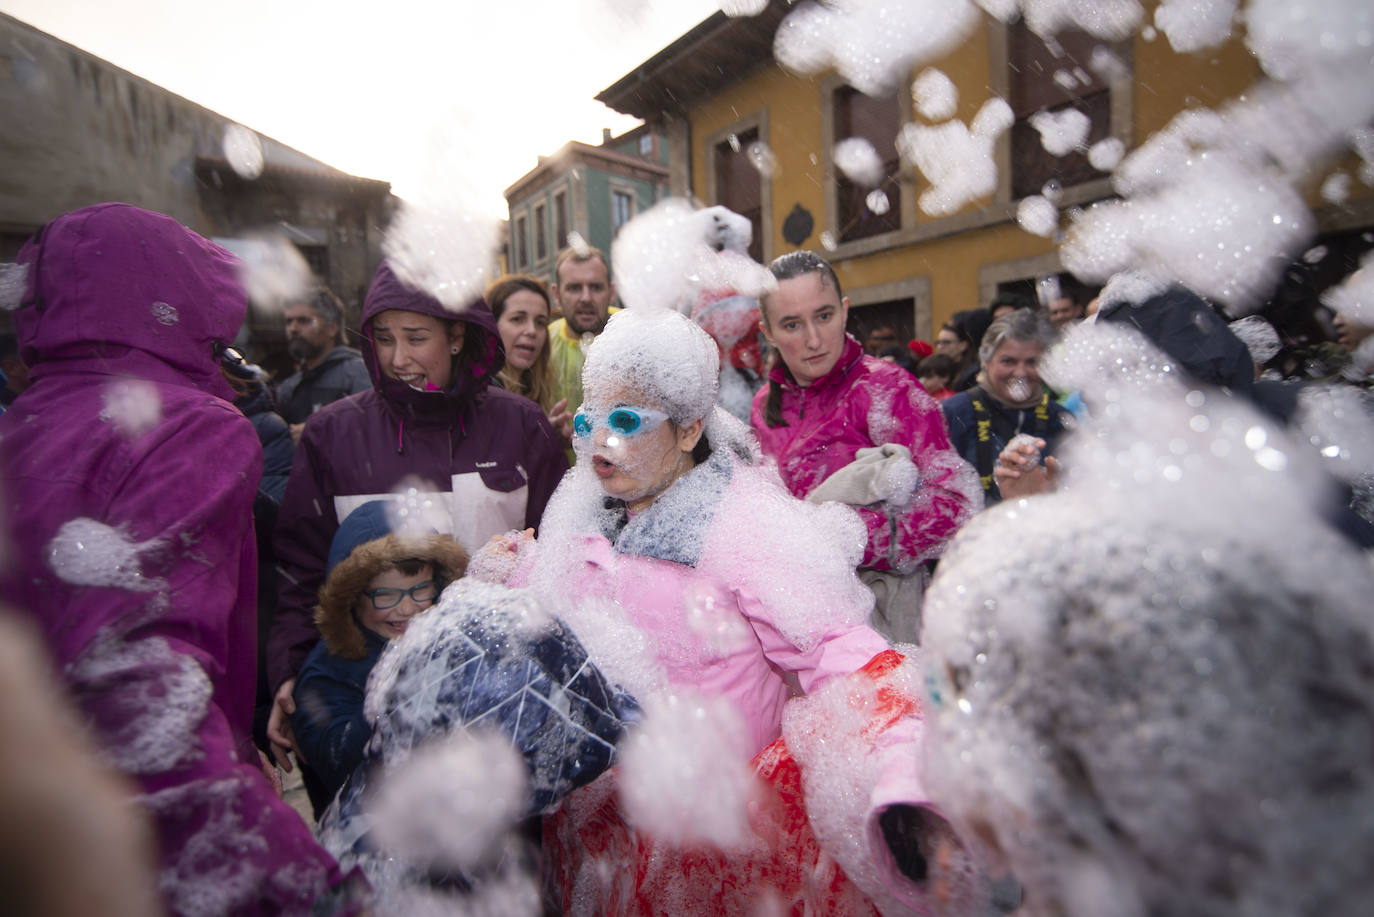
[276,346,371,424]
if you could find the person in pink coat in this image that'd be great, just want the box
[750,252,979,643]
[486,307,984,915]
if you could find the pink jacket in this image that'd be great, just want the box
[520,450,956,912]
[751,336,978,572]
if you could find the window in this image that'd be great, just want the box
[612,190,634,232]
[554,191,568,250]
[638,133,654,157]
[833,85,903,242]
[534,203,547,262]
[1008,22,1117,200]
[846,298,915,348]
[713,128,764,262]
[515,215,528,268]
[294,243,329,280]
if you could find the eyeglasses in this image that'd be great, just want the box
[572,406,670,438]
[363,579,440,609]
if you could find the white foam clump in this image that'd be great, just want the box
[48,517,165,592]
[747,140,779,178]
[618,690,762,848]
[385,476,452,538]
[1228,315,1280,364]
[784,655,987,914]
[385,197,500,312]
[68,632,212,776]
[1322,253,1374,326]
[1030,108,1090,157]
[920,355,1374,915]
[1246,0,1374,81]
[833,137,885,188]
[774,0,982,96]
[1155,0,1236,53]
[719,0,768,16]
[1021,0,1144,40]
[100,379,162,438]
[610,199,772,314]
[912,68,958,121]
[865,189,891,216]
[369,730,528,872]
[1087,137,1125,172]
[1321,172,1351,205]
[898,98,1014,217]
[383,120,501,312]
[220,233,312,312]
[1017,195,1059,237]
[1061,149,1312,312]
[1292,383,1374,487]
[0,262,27,311]
[221,124,264,180]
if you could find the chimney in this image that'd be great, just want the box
[602,128,613,144]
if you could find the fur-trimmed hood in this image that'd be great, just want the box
[314,533,469,659]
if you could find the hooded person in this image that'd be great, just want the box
[921,350,1374,917]
[290,500,469,806]
[266,260,569,801]
[0,203,366,915]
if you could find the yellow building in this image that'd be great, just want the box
[597,0,1373,344]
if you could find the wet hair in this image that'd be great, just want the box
[760,250,844,427]
[760,250,843,325]
[978,308,1057,366]
[553,245,610,285]
[485,273,556,412]
[916,353,957,379]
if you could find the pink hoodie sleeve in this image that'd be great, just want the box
[851,378,979,572]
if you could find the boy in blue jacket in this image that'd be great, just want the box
[291,501,468,809]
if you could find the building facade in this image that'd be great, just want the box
[503,124,669,286]
[0,13,394,372]
[596,0,1374,345]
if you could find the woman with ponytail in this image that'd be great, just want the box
[750,252,980,643]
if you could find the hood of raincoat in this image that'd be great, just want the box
[1098,285,1254,393]
[358,261,505,415]
[12,202,245,403]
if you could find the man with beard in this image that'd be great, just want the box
[942,308,1071,506]
[277,285,370,443]
[547,246,617,419]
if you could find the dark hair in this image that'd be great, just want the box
[761,251,844,427]
[486,274,550,318]
[917,353,957,378]
[391,557,434,579]
[0,333,18,362]
[877,344,915,373]
[988,292,1034,316]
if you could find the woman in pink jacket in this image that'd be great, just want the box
[497,307,982,915]
[750,252,979,643]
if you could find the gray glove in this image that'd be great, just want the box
[805,444,919,507]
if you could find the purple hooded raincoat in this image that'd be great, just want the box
[266,261,567,692]
[0,203,364,915]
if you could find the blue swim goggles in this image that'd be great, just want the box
[573,406,670,438]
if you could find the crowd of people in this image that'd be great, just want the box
[1,201,1372,916]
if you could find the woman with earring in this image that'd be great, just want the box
[265,261,568,810]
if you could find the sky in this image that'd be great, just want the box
[0,0,723,216]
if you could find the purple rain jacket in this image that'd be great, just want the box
[0,203,365,915]
[266,261,568,692]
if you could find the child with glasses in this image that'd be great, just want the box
[291,500,467,807]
